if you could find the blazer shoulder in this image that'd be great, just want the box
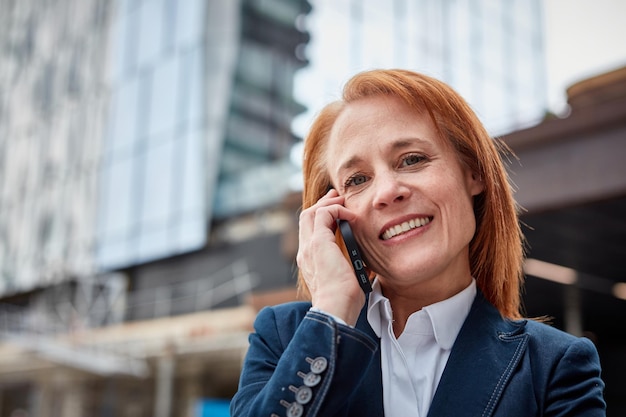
[522,319,599,358]
[260,300,312,319]
[254,301,312,333]
[523,319,582,343]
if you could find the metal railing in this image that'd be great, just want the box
[124,258,259,320]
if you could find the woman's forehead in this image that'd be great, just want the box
[327,96,441,146]
[326,101,448,170]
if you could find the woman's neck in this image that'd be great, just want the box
[380,274,473,337]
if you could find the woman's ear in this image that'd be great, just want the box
[468,171,485,196]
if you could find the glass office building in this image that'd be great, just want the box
[0,0,309,296]
[0,0,110,295]
[0,0,311,414]
[294,0,546,138]
[98,0,206,270]
[98,0,309,271]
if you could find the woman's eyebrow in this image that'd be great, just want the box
[335,155,363,178]
[389,137,430,150]
[334,137,432,176]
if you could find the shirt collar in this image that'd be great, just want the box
[423,279,476,349]
[367,277,477,349]
[366,278,388,338]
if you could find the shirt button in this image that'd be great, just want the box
[294,386,313,404]
[308,356,328,374]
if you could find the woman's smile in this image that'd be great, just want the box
[379,215,433,241]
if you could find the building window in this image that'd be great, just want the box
[97,0,207,270]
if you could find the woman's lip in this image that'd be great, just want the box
[379,215,434,240]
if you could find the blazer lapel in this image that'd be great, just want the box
[352,302,384,416]
[427,292,529,417]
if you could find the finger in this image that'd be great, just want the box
[311,203,356,232]
[298,202,351,272]
[298,190,345,239]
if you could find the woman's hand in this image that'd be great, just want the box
[296,189,366,326]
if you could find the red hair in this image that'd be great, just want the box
[300,69,524,319]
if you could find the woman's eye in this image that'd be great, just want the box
[345,174,367,187]
[402,154,425,167]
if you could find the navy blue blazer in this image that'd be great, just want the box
[231,291,605,417]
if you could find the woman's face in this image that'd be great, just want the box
[326,95,483,292]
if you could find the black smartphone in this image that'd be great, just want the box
[337,219,372,294]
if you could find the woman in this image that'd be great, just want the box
[230,69,605,417]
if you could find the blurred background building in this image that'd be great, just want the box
[0,0,310,415]
[292,0,547,140]
[0,0,624,416]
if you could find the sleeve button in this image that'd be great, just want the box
[294,386,313,404]
[307,356,328,374]
[297,371,321,387]
[286,402,304,417]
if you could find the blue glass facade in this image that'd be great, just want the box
[97,0,310,270]
[97,0,207,270]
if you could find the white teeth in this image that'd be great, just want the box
[381,217,431,240]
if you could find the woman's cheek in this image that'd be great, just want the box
[343,191,369,212]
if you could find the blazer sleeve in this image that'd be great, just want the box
[544,336,606,417]
[230,305,379,417]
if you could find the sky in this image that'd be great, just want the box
[544,0,626,112]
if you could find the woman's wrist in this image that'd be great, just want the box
[312,294,364,327]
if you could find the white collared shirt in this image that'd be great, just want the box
[367,278,476,417]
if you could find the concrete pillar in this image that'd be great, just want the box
[180,371,202,417]
[154,346,176,417]
[31,376,53,417]
[60,378,85,417]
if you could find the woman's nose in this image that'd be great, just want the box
[371,174,410,209]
